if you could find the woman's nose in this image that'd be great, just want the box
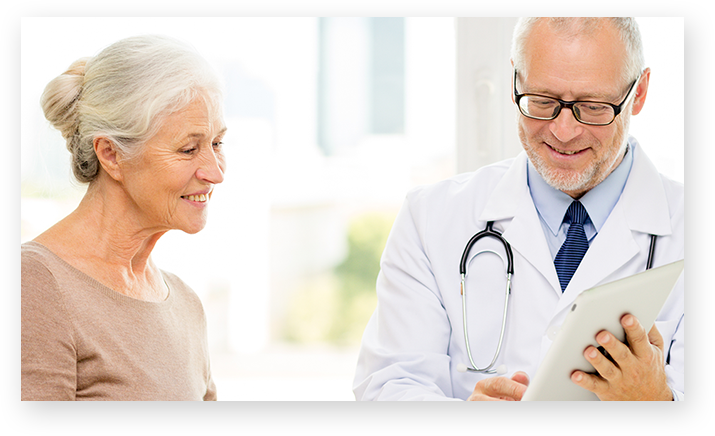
[196,147,225,184]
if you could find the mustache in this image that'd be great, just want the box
[534,132,593,150]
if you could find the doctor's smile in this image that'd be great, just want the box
[547,144,586,156]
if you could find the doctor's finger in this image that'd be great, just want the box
[621,314,652,357]
[585,344,621,381]
[482,376,528,401]
[571,370,608,395]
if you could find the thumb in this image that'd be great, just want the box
[648,323,664,351]
[511,371,530,386]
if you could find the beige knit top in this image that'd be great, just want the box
[21,241,217,401]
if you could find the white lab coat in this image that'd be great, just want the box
[353,138,684,401]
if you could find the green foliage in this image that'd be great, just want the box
[282,212,395,346]
[335,213,394,298]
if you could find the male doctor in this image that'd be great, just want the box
[353,17,684,401]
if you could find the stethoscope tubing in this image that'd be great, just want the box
[459,221,657,375]
[461,264,511,374]
[459,221,513,374]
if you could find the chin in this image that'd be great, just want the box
[542,168,593,193]
[185,224,207,235]
[178,219,209,235]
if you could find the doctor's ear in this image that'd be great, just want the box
[631,68,651,116]
[510,59,516,104]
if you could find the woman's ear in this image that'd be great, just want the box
[93,137,123,182]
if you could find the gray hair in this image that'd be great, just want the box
[41,35,224,183]
[511,18,645,86]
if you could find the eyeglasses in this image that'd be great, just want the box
[513,70,641,126]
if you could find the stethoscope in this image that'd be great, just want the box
[456,221,658,375]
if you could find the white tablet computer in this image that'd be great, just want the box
[522,259,684,401]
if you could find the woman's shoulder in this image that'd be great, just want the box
[22,240,87,310]
[22,241,102,306]
[22,241,82,282]
[22,241,60,282]
[160,270,208,318]
[160,269,190,291]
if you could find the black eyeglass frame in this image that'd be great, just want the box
[513,70,641,126]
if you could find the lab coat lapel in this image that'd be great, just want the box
[479,152,561,293]
[618,139,672,237]
[558,202,639,308]
[557,140,673,310]
[505,200,563,294]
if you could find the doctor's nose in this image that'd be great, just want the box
[549,107,585,143]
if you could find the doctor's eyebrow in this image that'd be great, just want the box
[524,85,625,103]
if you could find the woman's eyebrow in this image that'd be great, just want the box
[185,126,227,140]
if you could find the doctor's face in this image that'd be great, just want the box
[515,20,648,199]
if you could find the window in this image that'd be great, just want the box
[318,18,406,155]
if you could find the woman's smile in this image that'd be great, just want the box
[180,188,213,205]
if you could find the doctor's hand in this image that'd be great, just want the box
[570,314,672,401]
[467,371,529,401]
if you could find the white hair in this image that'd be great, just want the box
[511,17,645,86]
[41,35,224,183]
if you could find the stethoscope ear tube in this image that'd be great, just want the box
[460,221,514,276]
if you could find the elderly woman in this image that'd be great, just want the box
[21,35,226,400]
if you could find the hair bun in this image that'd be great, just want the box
[40,57,90,140]
[39,35,224,184]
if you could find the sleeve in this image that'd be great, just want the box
[664,301,684,400]
[654,257,684,400]
[203,324,217,401]
[203,372,217,401]
[21,255,77,400]
[353,195,460,401]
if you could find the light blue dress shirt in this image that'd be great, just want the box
[527,138,635,260]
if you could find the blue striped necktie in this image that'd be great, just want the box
[554,201,590,292]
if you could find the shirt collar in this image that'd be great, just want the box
[527,138,634,236]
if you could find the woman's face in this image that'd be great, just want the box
[118,97,227,235]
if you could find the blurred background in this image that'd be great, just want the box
[20,17,682,400]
